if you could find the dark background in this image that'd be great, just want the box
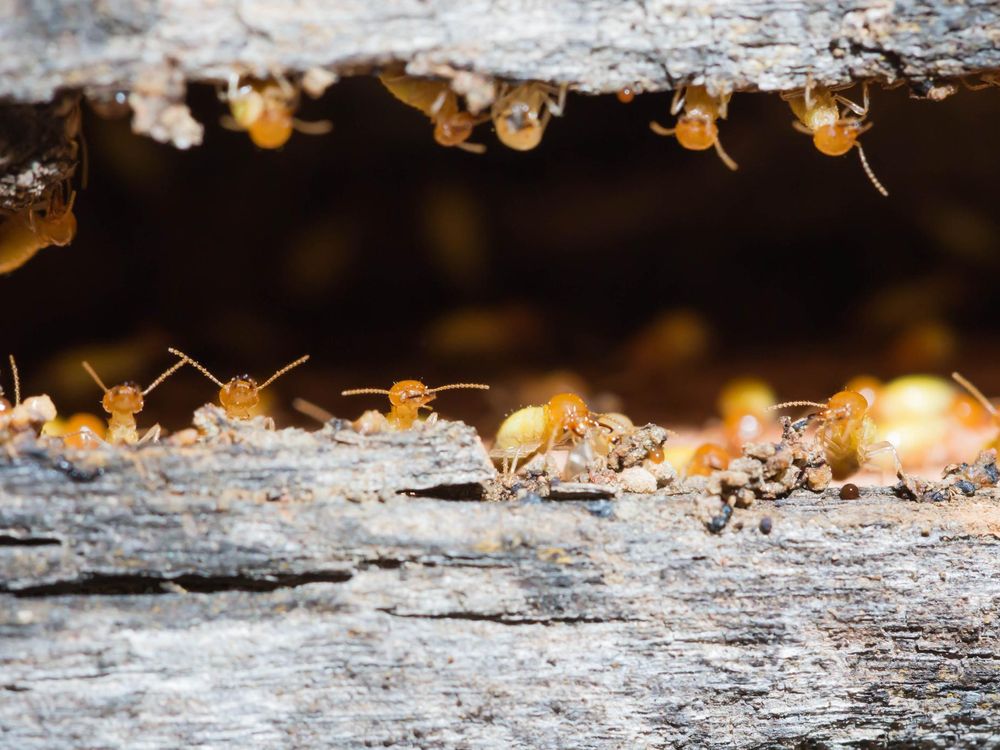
[4,78,1000,429]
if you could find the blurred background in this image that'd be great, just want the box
[3,77,1000,466]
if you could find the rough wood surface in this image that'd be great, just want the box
[2,0,999,105]
[1,415,998,747]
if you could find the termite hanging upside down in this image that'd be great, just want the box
[341,380,490,430]
[491,82,568,151]
[0,184,77,274]
[782,81,889,197]
[770,390,899,480]
[222,75,333,149]
[81,359,188,445]
[380,71,489,153]
[491,392,604,473]
[168,348,310,420]
[650,85,738,170]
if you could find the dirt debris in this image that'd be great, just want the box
[696,418,831,532]
[894,449,999,502]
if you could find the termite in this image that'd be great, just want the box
[222,75,332,149]
[964,73,1000,91]
[650,85,738,170]
[168,348,310,420]
[951,372,1000,447]
[341,380,490,430]
[380,71,488,153]
[491,82,567,151]
[0,184,77,274]
[81,359,188,445]
[685,442,731,478]
[617,87,636,104]
[770,391,899,480]
[491,392,602,472]
[782,81,889,197]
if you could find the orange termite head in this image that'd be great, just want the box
[434,113,477,147]
[220,376,260,413]
[617,87,636,104]
[812,122,860,157]
[686,442,730,477]
[248,111,294,149]
[822,390,869,421]
[388,379,434,409]
[102,382,144,416]
[495,102,545,151]
[674,115,718,151]
[40,188,77,246]
[546,392,597,437]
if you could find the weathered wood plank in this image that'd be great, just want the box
[2,0,998,105]
[2,476,999,747]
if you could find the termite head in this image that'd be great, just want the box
[249,110,294,149]
[771,391,868,425]
[547,392,598,438]
[229,79,296,149]
[675,115,718,151]
[812,121,861,157]
[103,382,144,416]
[617,87,636,104]
[220,376,260,415]
[434,113,478,147]
[168,348,309,420]
[495,100,545,151]
[39,188,77,246]
[388,380,435,410]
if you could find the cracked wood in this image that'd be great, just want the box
[1,473,999,747]
[1,0,998,105]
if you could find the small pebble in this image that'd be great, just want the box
[839,483,860,500]
[618,466,657,493]
[759,516,773,535]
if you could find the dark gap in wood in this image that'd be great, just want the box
[377,608,638,625]
[397,483,485,500]
[0,535,61,547]
[7,570,354,598]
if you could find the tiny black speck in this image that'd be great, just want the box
[955,479,976,496]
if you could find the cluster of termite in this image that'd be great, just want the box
[6,345,1000,516]
[220,71,894,194]
[10,69,999,275]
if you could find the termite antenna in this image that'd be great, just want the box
[81,360,109,393]
[952,372,997,416]
[341,387,393,397]
[292,397,335,424]
[768,400,827,411]
[649,121,676,137]
[143,358,189,396]
[426,382,491,394]
[167,348,225,388]
[9,355,19,406]
[713,138,739,171]
[259,355,310,390]
[856,144,889,197]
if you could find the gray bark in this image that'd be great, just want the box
[1,415,999,747]
[3,0,998,207]
[2,0,998,103]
